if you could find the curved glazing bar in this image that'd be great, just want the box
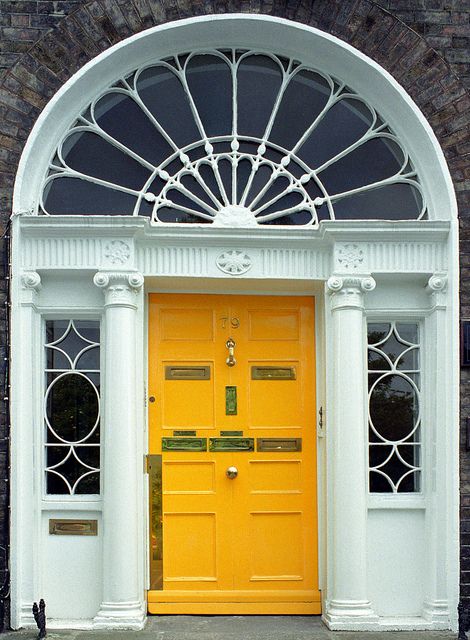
[41,49,426,225]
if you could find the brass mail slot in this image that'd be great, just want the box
[49,519,98,536]
[162,437,207,451]
[165,366,210,380]
[209,438,254,452]
[257,438,302,452]
[251,366,296,380]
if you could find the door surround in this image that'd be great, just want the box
[9,14,459,633]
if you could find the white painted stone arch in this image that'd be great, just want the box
[14,14,457,221]
[10,14,459,633]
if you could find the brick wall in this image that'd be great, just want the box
[0,0,469,630]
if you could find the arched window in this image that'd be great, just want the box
[41,49,425,226]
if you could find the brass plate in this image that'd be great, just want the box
[173,430,196,436]
[209,438,254,452]
[257,438,302,452]
[225,386,237,415]
[162,437,207,451]
[147,455,163,590]
[220,430,243,436]
[165,366,210,380]
[49,519,97,536]
[251,366,296,380]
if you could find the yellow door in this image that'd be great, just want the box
[148,294,320,614]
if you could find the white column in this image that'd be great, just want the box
[93,271,145,630]
[323,275,379,630]
[422,273,452,626]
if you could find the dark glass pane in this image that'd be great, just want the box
[180,174,221,209]
[46,471,70,495]
[247,164,274,205]
[46,347,70,370]
[375,451,410,486]
[381,333,406,363]
[396,347,419,370]
[137,66,200,147]
[237,55,282,138]
[62,131,150,190]
[369,443,393,467]
[186,55,232,137]
[254,176,290,209]
[270,70,331,150]
[318,137,404,194]
[166,188,213,216]
[368,323,390,345]
[46,320,69,344]
[75,347,100,370]
[398,470,420,493]
[297,97,373,168]
[256,191,303,218]
[332,183,423,220]
[236,159,254,203]
[396,323,419,344]
[94,91,172,166]
[47,374,99,443]
[217,159,232,202]
[46,446,100,494]
[199,163,226,203]
[369,374,418,442]
[156,207,210,224]
[368,349,390,371]
[74,472,100,494]
[55,326,88,359]
[260,209,312,225]
[74,320,100,344]
[369,470,393,493]
[43,177,137,215]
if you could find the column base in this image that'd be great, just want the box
[422,599,451,627]
[93,600,146,630]
[322,599,379,630]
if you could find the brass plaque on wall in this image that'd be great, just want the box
[251,366,296,380]
[49,519,98,536]
[209,438,254,452]
[257,438,302,452]
[165,366,210,380]
[162,437,207,451]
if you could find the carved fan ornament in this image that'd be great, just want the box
[41,49,426,226]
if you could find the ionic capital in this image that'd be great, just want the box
[20,270,41,291]
[93,271,144,309]
[327,275,376,311]
[426,272,447,308]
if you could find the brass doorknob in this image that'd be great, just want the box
[226,466,238,479]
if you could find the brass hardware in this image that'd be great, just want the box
[226,338,236,367]
[220,430,243,436]
[49,519,97,536]
[162,437,207,451]
[226,466,238,479]
[173,430,197,436]
[209,437,254,452]
[257,438,302,452]
[251,366,296,380]
[165,366,210,380]
[225,386,237,415]
[149,396,156,403]
[147,455,163,590]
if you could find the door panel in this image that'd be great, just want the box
[148,294,320,614]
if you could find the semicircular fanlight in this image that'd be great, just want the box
[41,49,427,226]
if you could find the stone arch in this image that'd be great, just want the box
[0,0,468,219]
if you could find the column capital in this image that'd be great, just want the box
[426,272,447,309]
[20,270,41,305]
[93,271,144,309]
[327,275,376,311]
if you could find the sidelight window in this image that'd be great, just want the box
[368,322,421,493]
[44,320,101,495]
